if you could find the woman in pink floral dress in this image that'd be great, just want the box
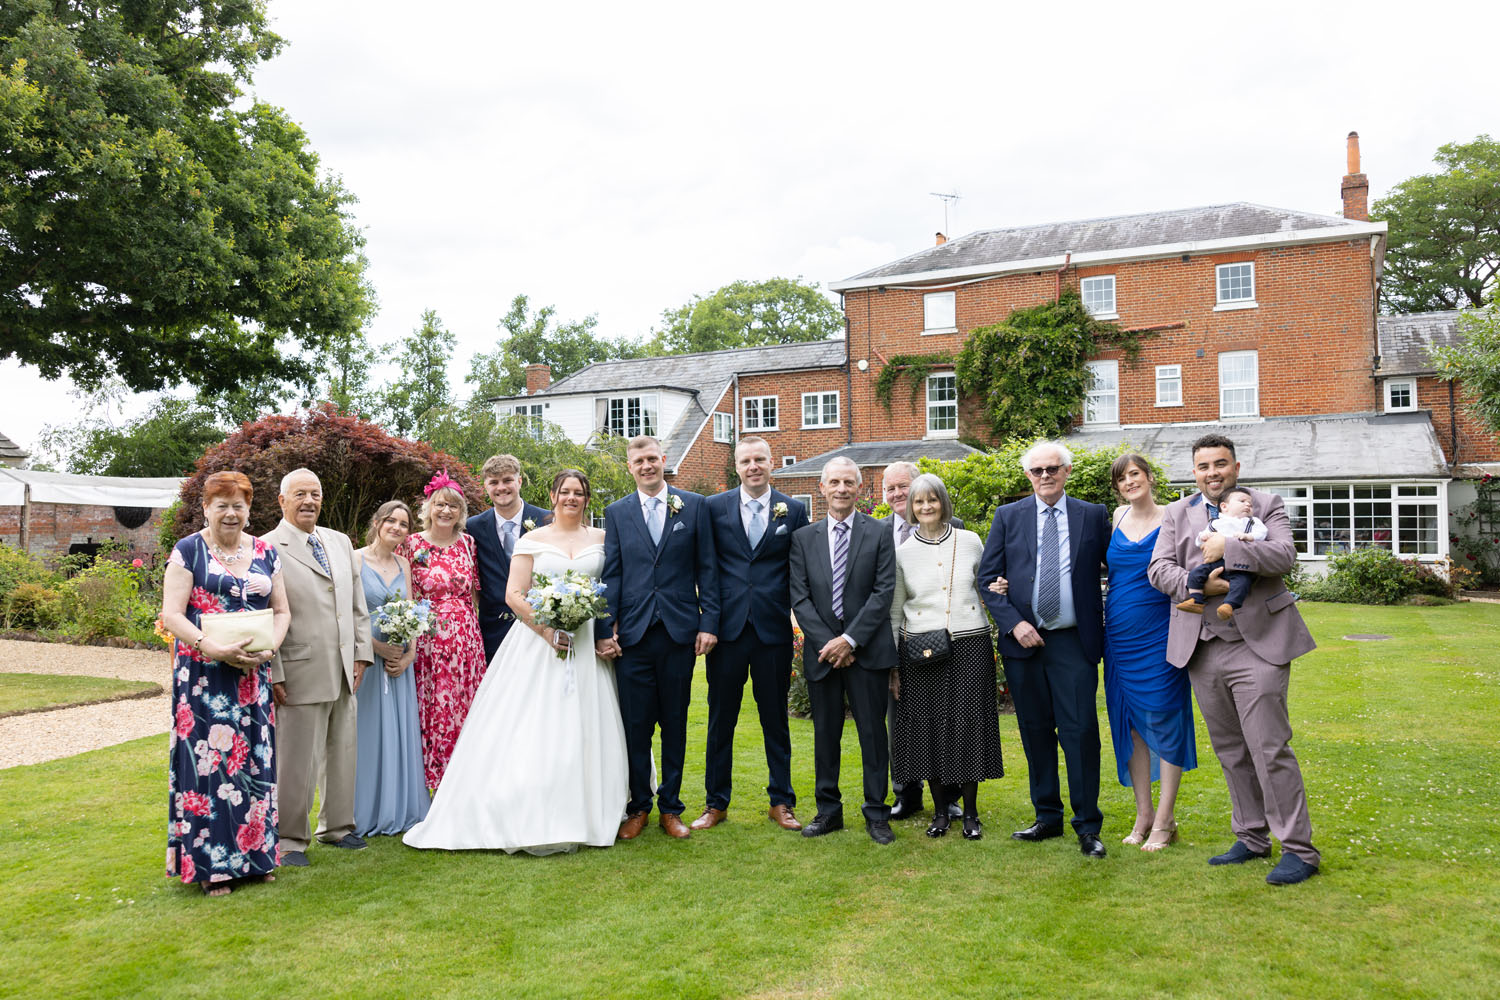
[400,472,489,790]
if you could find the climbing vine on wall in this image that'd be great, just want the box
[874,353,955,409]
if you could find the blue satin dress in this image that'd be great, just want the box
[1103,526,1198,785]
[354,562,430,835]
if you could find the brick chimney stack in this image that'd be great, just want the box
[524,363,551,395]
[1341,131,1369,221]
[935,232,947,246]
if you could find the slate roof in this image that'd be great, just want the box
[833,202,1382,289]
[1064,412,1450,482]
[0,431,27,466]
[493,340,847,472]
[1377,311,1463,376]
[773,439,980,480]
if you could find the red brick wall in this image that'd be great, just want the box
[1420,376,1500,464]
[0,503,168,562]
[732,368,852,469]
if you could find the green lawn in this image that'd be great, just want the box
[1,603,1497,999]
[0,672,160,716]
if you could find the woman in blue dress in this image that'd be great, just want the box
[161,471,290,896]
[1104,453,1197,851]
[352,500,430,835]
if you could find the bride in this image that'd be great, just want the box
[404,469,628,854]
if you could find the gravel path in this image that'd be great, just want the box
[0,639,173,769]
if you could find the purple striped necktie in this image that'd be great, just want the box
[831,520,850,621]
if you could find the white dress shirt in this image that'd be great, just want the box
[1031,493,1077,630]
[825,511,859,648]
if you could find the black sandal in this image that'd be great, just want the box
[926,813,951,838]
[962,813,983,840]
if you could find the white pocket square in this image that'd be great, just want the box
[775,524,788,535]
[672,521,685,533]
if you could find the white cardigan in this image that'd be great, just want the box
[890,526,991,641]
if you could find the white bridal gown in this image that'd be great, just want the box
[403,538,629,855]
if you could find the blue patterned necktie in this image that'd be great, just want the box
[1206,501,1220,521]
[501,519,516,557]
[647,496,664,545]
[831,520,850,621]
[1036,506,1061,625]
[308,531,332,575]
[747,499,765,548]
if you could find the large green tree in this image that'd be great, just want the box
[0,1,373,394]
[466,294,651,399]
[1375,135,1500,311]
[1432,299,1500,434]
[381,310,455,438]
[654,277,842,354]
[38,396,226,477]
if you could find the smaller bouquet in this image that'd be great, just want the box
[372,598,435,645]
[526,571,609,661]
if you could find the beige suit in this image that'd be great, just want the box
[1148,488,1319,864]
[266,519,372,852]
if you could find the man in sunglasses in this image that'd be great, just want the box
[977,441,1110,858]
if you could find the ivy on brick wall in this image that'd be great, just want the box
[874,353,955,409]
[955,291,1152,441]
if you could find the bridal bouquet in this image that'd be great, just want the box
[526,571,609,660]
[371,597,435,645]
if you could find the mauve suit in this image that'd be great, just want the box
[1148,488,1320,864]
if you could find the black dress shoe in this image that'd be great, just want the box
[889,796,924,820]
[280,850,309,867]
[1011,820,1065,841]
[324,834,367,850]
[925,813,950,838]
[866,819,895,845]
[801,813,845,838]
[962,814,983,840]
[1079,833,1107,858]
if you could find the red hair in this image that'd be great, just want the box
[201,471,253,506]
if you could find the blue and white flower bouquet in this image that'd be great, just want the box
[371,597,435,645]
[526,570,609,661]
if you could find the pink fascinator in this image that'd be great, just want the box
[423,469,459,498]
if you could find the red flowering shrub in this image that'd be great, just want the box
[170,405,485,541]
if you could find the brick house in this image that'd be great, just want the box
[0,469,182,562]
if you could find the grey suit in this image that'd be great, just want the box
[789,512,897,823]
[266,519,372,853]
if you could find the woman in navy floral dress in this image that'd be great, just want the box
[161,472,291,896]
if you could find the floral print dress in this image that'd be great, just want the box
[399,532,488,789]
[166,534,281,886]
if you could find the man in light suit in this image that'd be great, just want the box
[977,441,1110,858]
[598,435,719,841]
[466,454,552,663]
[693,435,810,832]
[266,468,372,867]
[789,456,899,844]
[879,460,964,820]
[1148,433,1320,885]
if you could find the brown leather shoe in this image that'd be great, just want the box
[689,807,727,831]
[768,804,802,831]
[617,811,648,840]
[659,813,692,839]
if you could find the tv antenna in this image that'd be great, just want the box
[930,191,961,235]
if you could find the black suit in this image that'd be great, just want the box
[466,503,552,663]
[703,489,809,811]
[789,512,898,823]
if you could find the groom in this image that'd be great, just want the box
[599,435,719,841]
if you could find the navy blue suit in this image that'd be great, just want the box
[977,493,1108,834]
[602,487,720,817]
[466,502,551,663]
[702,488,809,811]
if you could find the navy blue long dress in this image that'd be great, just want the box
[1103,525,1197,785]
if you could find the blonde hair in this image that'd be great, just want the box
[481,454,522,480]
[418,486,468,532]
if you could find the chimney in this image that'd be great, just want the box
[1341,131,1369,221]
[935,232,947,246]
[524,363,551,395]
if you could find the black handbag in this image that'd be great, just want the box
[899,534,958,670]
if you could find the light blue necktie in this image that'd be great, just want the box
[747,499,765,548]
[1036,506,1060,625]
[308,531,332,575]
[501,519,516,557]
[831,520,850,621]
[647,496,664,545]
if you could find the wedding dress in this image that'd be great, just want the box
[403,538,628,854]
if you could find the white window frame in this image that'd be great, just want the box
[782,456,796,468]
[1384,378,1418,413]
[1083,360,1119,426]
[1080,275,1117,319]
[512,402,544,437]
[1218,350,1259,418]
[924,373,958,438]
[801,391,840,429]
[1155,364,1183,407]
[605,394,658,438]
[792,493,813,515]
[742,395,778,431]
[1267,482,1446,561]
[712,411,734,443]
[923,290,957,334]
[1214,262,1257,310]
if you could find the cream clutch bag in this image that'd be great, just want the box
[200,608,274,653]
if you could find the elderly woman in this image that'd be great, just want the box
[161,470,291,896]
[889,474,1003,840]
[353,500,429,835]
[398,472,488,790]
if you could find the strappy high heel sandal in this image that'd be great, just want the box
[1141,822,1179,852]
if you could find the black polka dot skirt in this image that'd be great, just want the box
[892,628,1003,785]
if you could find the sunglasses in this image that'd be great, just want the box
[1027,465,1064,477]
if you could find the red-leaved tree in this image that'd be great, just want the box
[171,405,486,542]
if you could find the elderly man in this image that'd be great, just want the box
[1148,433,1320,885]
[266,468,372,867]
[789,456,899,844]
[977,441,1110,858]
[880,460,963,820]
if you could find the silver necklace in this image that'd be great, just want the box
[210,533,247,564]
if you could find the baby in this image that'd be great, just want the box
[1177,486,1267,620]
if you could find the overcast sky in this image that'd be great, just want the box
[6,0,1498,458]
